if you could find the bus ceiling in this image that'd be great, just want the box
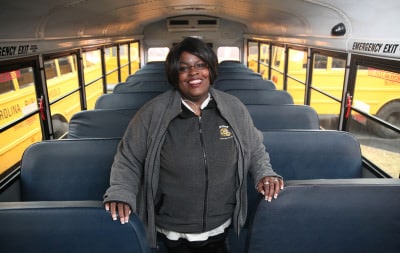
[0,0,399,59]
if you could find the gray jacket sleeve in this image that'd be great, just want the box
[103,113,148,212]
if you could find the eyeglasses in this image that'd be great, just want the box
[178,63,208,73]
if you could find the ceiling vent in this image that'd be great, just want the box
[167,16,219,32]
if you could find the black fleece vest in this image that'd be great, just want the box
[156,100,238,233]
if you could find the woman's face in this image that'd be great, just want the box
[177,51,211,103]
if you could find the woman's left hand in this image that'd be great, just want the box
[257,176,284,202]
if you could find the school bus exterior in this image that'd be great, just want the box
[249,48,400,137]
[0,54,106,174]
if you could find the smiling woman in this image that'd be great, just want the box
[104,36,283,252]
[0,1,399,253]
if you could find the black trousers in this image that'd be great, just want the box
[157,232,228,253]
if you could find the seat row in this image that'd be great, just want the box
[113,60,271,93]
[244,179,400,253]
[4,62,396,253]
[95,88,291,110]
[4,131,399,252]
[70,85,311,139]
[4,180,398,253]
[4,179,398,253]
[21,130,362,203]
[0,201,151,253]
[0,138,151,253]
[68,103,319,139]
[113,78,275,93]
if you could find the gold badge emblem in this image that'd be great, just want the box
[219,126,232,138]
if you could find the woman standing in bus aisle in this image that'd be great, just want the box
[103,37,284,253]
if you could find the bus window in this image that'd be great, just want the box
[45,56,79,101]
[271,45,285,89]
[0,115,42,175]
[130,42,140,74]
[105,46,119,85]
[44,61,58,80]
[309,53,346,129]
[348,66,400,178]
[0,72,15,94]
[82,50,104,109]
[287,48,307,105]
[58,56,75,75]
[44,55,80,138]
[247,41,259,73]
[18,68,34,89]
[314,54,328,69]
[0,68,37,128]
[119,44,129,82]
[259,43,270,80]
[332,58,346,68]
[260,43,270,66]
[217,47,240,62]
[148,47,169,62]
[0,67,42,175]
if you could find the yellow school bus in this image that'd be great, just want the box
[104,42,140,91]
[0,42,140,175]
[249,45,400,137]
[0,68,42,174]
[0,54,105,174]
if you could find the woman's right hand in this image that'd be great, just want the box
[104,201,131,224]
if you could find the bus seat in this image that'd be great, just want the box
[216,71,262,81]
[247,104,320,130]
[127,62,166,77]
[214,79,276,91]
[20,138,120,201]
[217,60,246,69]
[0,201,151,253]
[228,130,361,253]
[247,179,400,253]
[217,67,254,74]
[95,92,162,109]
[113,80,171,93]
[68,109,137,138]
[225,173,259,253]
[225,89,294,104]
[262,130,362,180]
[125,72,168,83]
[135,61,165,73]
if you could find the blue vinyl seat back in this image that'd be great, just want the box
[215,72,262,81]
[247,104,320,130]
[113,80,171,93]
[228,130,362,253]
[20,138,120,201]
[262,130,362,180]
[95,92,162,109]
[226,173,260,253]
[225,89,294,104]
[125,62,165,78]
[126,73,168,83]
[0,201,152,253]
[214,79,276,91]
[68,108,137,138]
[217,68,254,75]
[217,60,248,69]
[135,61,165,73]
[247,179,400,253]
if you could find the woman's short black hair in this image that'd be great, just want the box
[165,37,218,88]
